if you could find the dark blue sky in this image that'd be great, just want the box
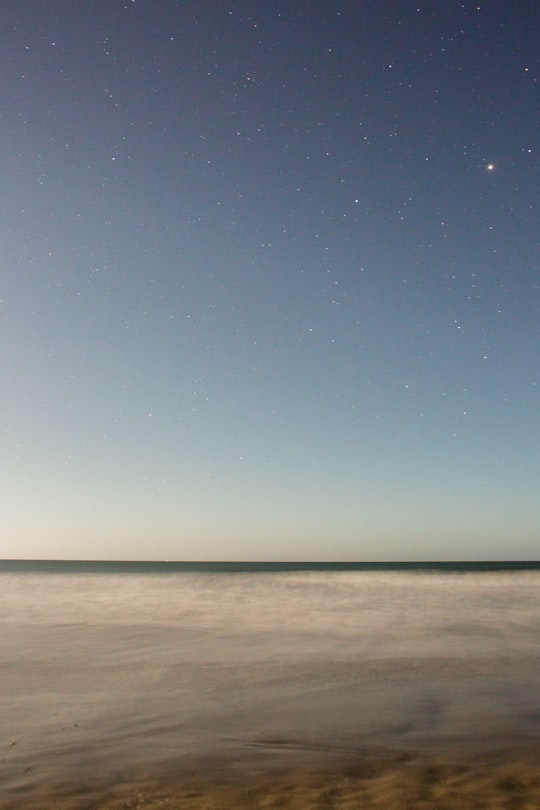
[3,1,539,559]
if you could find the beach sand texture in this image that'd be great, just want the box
[2,750,540,809]
[2,566,540,808]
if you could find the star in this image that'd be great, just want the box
[486,163,495,171]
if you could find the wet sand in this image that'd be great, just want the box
[2,744,540,809]
[2,568,540,807]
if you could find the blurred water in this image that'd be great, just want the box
[1,569,540,784]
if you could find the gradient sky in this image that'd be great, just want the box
[2,0,539,560]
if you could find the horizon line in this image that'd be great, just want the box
[1,558,539,565]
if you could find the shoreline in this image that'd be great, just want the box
[3,741,540,809]
[3,568,539,807]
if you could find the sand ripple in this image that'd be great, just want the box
[2,749,540,810]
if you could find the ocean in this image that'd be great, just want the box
[1,560,540,807]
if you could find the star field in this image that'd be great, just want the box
[2,1,539,560]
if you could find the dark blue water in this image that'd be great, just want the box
[1,558,538,574]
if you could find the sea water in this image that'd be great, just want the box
[1,561,539,789]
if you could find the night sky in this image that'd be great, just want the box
[3,1,539,560]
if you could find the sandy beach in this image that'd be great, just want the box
[2,566,540,808]
[3,745,540,809]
